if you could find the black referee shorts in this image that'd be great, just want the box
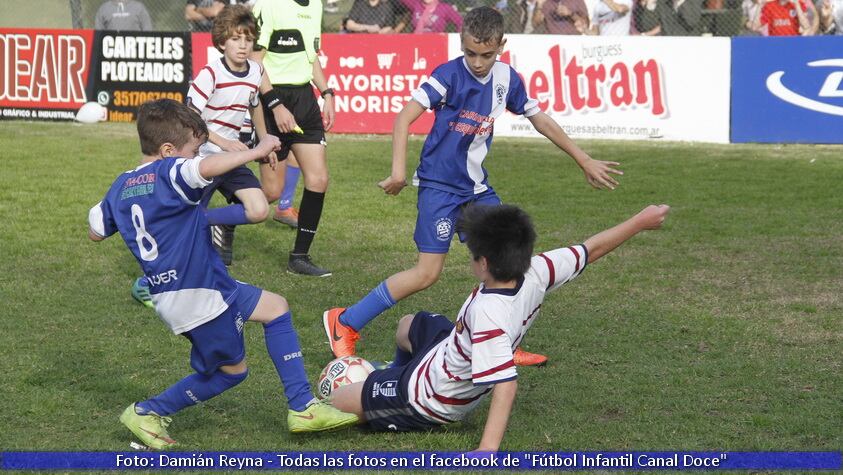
[261,84,325,160]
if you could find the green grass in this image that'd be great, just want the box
[0,121,841,455]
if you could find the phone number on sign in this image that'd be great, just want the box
[112,91,184,107]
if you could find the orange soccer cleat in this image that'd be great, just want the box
[513,347,548,367]
[323,308,360,358]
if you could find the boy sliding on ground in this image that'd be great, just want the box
[329,203,670,450]
[88,99,357,449]
[324,7,623,366]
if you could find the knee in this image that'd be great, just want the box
[266,293,290,317]
[413,267,441,290]
[263,185,281,203]
[245,200,269,223]
[395,314,415,351]
[220,360,249,378]
[304,173,329,193]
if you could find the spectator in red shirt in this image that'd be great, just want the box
[754,0,818,35]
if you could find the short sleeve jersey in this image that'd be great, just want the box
[88,158,238,334]
[410,58,540,196]
[187,58,263,155]
[760,0,808,36]
[406,245,589,423]
[591,0,632,35]
[253,0,322,85]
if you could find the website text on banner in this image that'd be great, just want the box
[731,36,843,144]
[0,29,94,121]
[445,35,731,144]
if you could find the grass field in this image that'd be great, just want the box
[0,121,840,457]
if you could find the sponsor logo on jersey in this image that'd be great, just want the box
[495,84,506,105]
[766,59,843,117]
[372,380,398,398]
[146,269,178,286]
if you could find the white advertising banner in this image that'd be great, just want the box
[448,35,731,143]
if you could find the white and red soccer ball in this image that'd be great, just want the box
[317,356,375,399]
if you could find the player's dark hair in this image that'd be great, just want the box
[459,204,536,282]
[462,7,505,45]
[137,99,208,156]
[212,4,258,53]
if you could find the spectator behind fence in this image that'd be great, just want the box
[401,0,463,32]
[535,0,590,34]
[95,0,152,31]
[346,0,400,32]
[819,0,843,33]
[633,0,662,33]
[753,0,817,34]
[588,0,632,34]
[186,0,220,31]
[655,0,704,35]
[504,0,546,33]
[741,0,763,33]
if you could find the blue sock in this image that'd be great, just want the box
[339,281,397,331]
[393,346,413,367]
[137,370,248,416]
[205,204,249,226]
[263,312,314,412]
[278,165,301,210]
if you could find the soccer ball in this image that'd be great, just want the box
[75,101,107,124]
[317,356,375,399]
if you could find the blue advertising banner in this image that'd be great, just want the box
[731,37,843,143]
[1,451,841,471]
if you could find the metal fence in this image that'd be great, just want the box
[0,0,837,37]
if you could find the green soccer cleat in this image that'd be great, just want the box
[287,400,358,433]
[131,277,154,309]
[119,403,177,450]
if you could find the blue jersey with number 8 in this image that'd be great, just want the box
[88,157,237,334]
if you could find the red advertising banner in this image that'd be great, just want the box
[321,34,447,134]
[190,32,215,80]
[0,28,95,120]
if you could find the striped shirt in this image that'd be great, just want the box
[407,245,588,423]
[187,58,263,155]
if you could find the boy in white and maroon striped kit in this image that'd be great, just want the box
[330,203,670,451]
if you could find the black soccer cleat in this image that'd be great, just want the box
[210,224,235,266]
[287,253,332,277]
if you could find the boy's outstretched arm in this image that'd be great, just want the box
[378,100,426,195]
[584,204,670,264]
[528,111,623,190]
[476,379,518,451]
[199,135,282,179]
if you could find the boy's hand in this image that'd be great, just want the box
[323,95,336,131]
[265,151,278,170]
[634,204,670,230]
[256,135,282,157]
[272,105,298,133]
[378,175,407,195]
[220,138,250,153]
[581,158,622,190]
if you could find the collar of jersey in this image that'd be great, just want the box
[462,57,492,84]
[479,275,524,296]
[220,57,251,78]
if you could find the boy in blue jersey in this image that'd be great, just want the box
[324,7,623,365]
[88,99,357,449]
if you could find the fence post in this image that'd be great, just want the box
[69,0,83,28]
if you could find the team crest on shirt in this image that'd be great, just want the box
[372,380,398,398]
[455,318,464,334]
[434,218,453,241]
[495,84,506,105]
[235,314,244,334]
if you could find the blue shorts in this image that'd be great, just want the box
[361,311,454,432]
[200,164,261,205]
[182,282,263,375]
[414,187,501,254]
